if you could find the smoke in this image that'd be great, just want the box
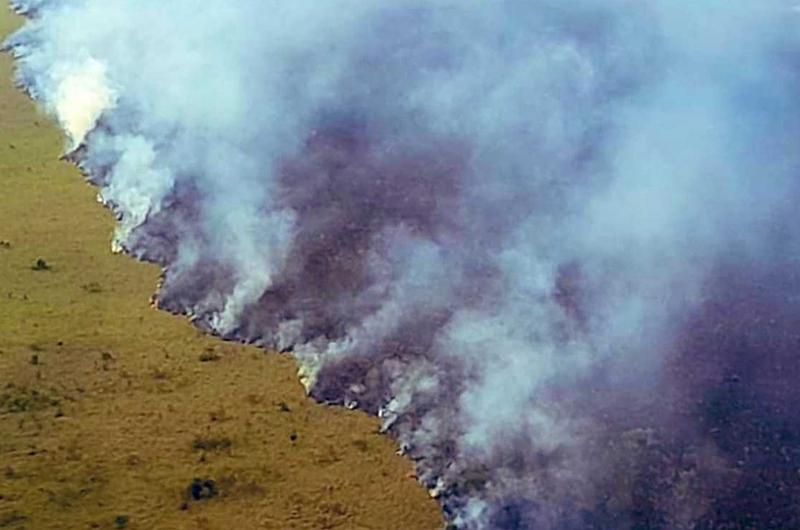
[7,0,800,527]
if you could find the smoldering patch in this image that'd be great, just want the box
[217,123,468,346]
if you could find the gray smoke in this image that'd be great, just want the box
[8,1,800,527]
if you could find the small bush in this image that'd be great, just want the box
[31,258,50,271]
[151,368,170,380]
[198,351,221,363]
[187,478,218,501]
[192,436,232,452]
[81,282,103,293]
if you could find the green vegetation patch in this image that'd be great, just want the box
[0,384,60,414]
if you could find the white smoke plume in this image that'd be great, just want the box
[7,1,800,528]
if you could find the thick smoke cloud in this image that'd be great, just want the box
[7,0,800,527]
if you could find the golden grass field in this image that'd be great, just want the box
[0,7,441,530]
